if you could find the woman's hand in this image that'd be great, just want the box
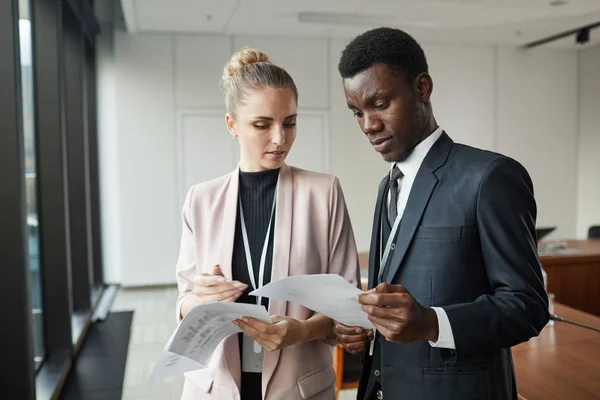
[233,315,308,352]
[181,265,248,318]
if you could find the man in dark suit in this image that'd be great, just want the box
[332,27,549,400]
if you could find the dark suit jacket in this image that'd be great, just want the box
[357,132,549,400]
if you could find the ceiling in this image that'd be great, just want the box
[118,0,600,48]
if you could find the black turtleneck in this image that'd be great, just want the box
[232,167,279,400]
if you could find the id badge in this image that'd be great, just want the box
[242,333,263,373]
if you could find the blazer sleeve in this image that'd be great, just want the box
[327,177,360,289]
[175,185,197,322]
[443,158,549,361]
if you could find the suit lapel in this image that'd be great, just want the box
[383,132,454,284]
[369,177,389,290]
[383,170,438,284]
[262,163,292,394]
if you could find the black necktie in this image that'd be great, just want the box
[388,165,403,226]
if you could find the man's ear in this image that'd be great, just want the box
[414,73,433,103]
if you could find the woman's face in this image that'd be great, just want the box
[226,86,297,172]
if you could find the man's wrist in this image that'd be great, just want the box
[424,307,439,342]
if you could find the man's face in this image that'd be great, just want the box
[343,63,431,162]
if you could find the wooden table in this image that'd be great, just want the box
[513,302,600,399]
[540,239,600,317]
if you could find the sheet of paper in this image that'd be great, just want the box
[251,274,374,329]
[148,301,270,385]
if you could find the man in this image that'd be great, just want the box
[333,27,549,400]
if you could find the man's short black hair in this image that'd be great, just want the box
[338,27,429,83]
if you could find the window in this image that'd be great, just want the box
[18,0,45,369]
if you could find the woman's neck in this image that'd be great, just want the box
[239,159,280,173]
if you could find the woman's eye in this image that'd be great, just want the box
[352,110,363,118]
[374,102,388,110]
[254,124,269,130]
[283,122,296,128]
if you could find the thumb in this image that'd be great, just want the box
[211,265,224,277]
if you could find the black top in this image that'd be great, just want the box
[231,168,279,400]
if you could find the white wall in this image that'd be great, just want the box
[577,44,600,238]
[98,29,582,286]
[496,47,579,238]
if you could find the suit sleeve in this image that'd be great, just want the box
[175,185,197,322]
[443,158,549,360]
[327,177,361,289]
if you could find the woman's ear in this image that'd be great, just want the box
[225,113,237,138]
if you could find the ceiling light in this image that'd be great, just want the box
[297,12,437,28]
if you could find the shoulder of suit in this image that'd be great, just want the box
[186,171,234,203]
[450,143,526,173]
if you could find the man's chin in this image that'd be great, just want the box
[381,149,411,163]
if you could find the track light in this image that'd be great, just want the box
[522,21,599,48]
[576,28,590,45]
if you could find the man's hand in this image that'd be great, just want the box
[233,315,307,351]
[332,322,374,354]
[357,283,439,343]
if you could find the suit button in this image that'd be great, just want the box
[376,389,383,400]
[374,369,381,377]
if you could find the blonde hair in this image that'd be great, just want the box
[220,48,298,116]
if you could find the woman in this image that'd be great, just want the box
[175,48,359,400]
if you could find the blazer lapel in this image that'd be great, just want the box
[217,167,241,390]
[262,163,293,393]
[383,132,454,284]
[218,167,240,281]
[369,177,389,290]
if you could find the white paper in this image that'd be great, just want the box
[148,301,270,385]
[250,274,374,329]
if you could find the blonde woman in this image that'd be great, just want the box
[175,49,361,400]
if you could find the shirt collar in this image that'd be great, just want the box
[390,126,444,179]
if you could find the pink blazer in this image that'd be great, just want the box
[175,164,360,400]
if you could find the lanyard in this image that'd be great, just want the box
[239,189,277,306]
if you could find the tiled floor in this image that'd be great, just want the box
[112,286,358,400]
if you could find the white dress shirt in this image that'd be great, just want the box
[386,126,456,349]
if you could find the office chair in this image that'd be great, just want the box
[588,225,600,239]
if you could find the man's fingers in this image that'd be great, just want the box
[368,315,403,335]
[375,283,408,293]
[340,333,371,344]
[343,341,367,354]
[334,323,366,335]
[357,292,410,307]
[361,303,407,320]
